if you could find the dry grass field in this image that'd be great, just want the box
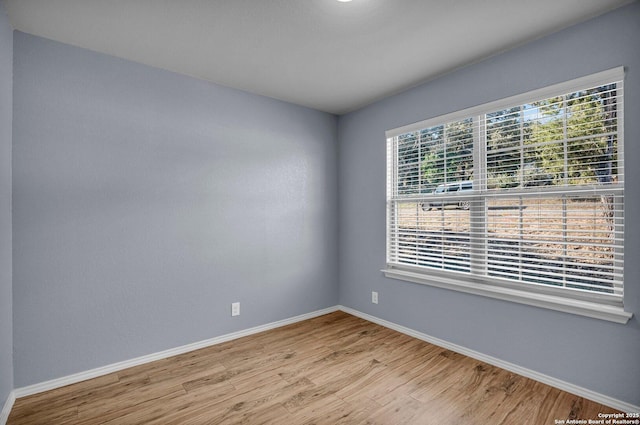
[392,196,619,291]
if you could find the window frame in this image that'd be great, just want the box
[383,67,632,324]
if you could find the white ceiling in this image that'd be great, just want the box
[5,0,633,114]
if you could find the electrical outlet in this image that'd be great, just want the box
[231,302,240,316]
[372,291,378,304]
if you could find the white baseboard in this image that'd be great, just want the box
[0,390,15,425]
[10,304,638,414]
[338,305,639,413]
[13,306,339,399]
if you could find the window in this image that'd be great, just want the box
[384,68,631,323]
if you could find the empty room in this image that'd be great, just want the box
[1,0,639,424]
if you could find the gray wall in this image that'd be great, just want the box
[12,32,338,387]
[0,0,13,407]
[338,2,640,406]
[8,0,640,408]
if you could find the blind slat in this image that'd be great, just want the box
[387,71,624,305]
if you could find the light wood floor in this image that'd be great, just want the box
[8,311,620,424]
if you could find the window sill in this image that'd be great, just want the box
[382,267,633,324]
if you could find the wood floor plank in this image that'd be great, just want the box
[76,382,187,420]
[362,394,426,425]
[7,311,623,424]
[75,388,189,425]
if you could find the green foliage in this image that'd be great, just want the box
[486,106,524,189]
[395,84,618,193]
[525,90,615,186]
[419,119,473,190]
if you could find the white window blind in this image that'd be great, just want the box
[386,68,626,316]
